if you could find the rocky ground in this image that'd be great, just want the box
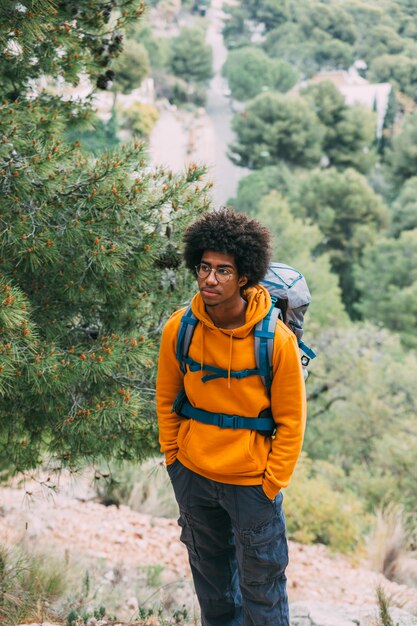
[1,472,417,626]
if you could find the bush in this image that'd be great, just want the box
[0,543,70,624]
[284,454,369,553]
[119,102,160,138]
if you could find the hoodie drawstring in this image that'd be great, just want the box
[200,322,205,374]
[199,324,234,389]
[227,331,234,389]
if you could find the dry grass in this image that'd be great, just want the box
[367,504,417,587]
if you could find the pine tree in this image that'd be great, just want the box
[0,1,210,473]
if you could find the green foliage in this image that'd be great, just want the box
[112,39,150,94]
[0,0,146,99]
[222,4,252,49]
[240,0,292,32]
[299,3,357,45]
[376,586,396,626]
[0,543,70,624]
[130,20,171,70]
[230,93,325,169]
[222,47,298,101]
[0,6,211,473]
[285,454,368,552]
[119,102,160,138]
[229,165,295,216]
[256,191,348,332]
[354,229,417,349]
[301,81,377,173]
[169,27,213,85]
[262,20,354,76]
[0,98,209,471]
[357,24,404,62]
[387,112,417,185]
[305,323,417,512]
[389,176,417,236]
[65,111,120,155]
[290,168,388,311]
[369,54,417,98]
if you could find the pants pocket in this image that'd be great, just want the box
[241,514,288,585]
[178,513,200,560]
[166,458,180,479]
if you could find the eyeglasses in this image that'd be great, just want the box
[195,262,234,283]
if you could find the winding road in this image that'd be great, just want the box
[149,0,248,207]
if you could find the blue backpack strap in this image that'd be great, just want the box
[298,340,317,367]
[176,305,198,373]
[182,357,259,382]
[173,393,275,436]
[254,302,281,395]
[177,306,262,382]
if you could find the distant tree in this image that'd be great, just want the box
[389,177,417,236]
[118,102,159,138]
[356,24,404,62]
[291,168,388,311]
[301,81,376,172]
[299,3,357,45]
[378,87,397,155]
[131,21,170,71]
[272,59,299,93]
[222,4,252,49]
[222,47,298,101]
[112,40,150,94]
[387,112,417,184]
[312,38,355,71]
[240,0,292,31]
[169,27,213,84]
[229,165,295,215]
[257,191,348,332]
[223,47,275,101]
[264,25,353,76]
[354,230,417,348]
[369,54,417,99]
[302,80,346,127]
[230,93,325,169]
[65,110,120,155]
[263,22,304,59]
[305,323,417,511]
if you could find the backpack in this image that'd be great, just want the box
[173,262,316,435]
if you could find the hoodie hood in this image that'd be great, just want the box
[190,284,272,338]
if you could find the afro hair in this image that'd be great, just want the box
[183,208,272,288]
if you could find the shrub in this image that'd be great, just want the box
[0,543,70,624]
[119,102,160,138]
[284,453,369,553]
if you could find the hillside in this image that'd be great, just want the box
[1,478,417,624]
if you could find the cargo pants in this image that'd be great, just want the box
[167,460,289,626]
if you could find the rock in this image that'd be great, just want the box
[290,601,417,626]
[127,595,139,611]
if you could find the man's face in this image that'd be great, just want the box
[197,250,247,308]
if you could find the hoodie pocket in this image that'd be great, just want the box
[180,420,267,476]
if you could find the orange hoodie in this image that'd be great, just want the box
[156,285,306,500]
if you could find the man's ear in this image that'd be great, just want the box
[238,276,248,287]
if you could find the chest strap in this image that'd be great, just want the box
[173,391,275,436]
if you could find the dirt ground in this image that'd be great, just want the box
[1,475,417,622]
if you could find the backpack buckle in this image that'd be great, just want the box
[217,414,239,429]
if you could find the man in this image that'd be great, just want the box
[156,209,306,626]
